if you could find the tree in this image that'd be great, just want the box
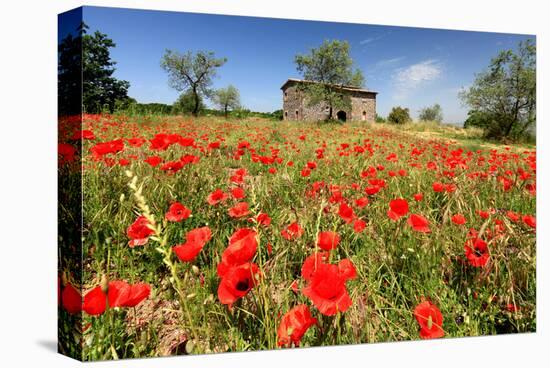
[161,50,227,116]
[59,23,130,114]
[271,109,284,120]
[460,39,535,139]
[172,90,205,115]
[419,103,443,122]
[387,106,411,125]
[294,40,365,120]
[213,85,241,117]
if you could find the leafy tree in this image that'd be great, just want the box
[419,103,443,122]
[172,90,205,115]
[294,40,365,120]
[271,109,284,120]
[161,50,227,116]
[59,23,130,114]
[81,24,130,113]
[375,114,386,123]
[460,39,536,139]
[213,85,241,117]
[463,109,494,129]
[58,23,84,115]
[387,106,411,125]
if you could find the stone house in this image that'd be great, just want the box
[281,78,377,122]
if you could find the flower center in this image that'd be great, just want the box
[236,279,250,292]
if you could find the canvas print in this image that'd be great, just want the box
[58,6,536,361]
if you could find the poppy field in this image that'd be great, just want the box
[58,114,536,360]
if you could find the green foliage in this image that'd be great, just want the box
[460,39,536,140]
[387,106,411,125]
[81,24,130,113]
[161,50,227,116]
[463,110,494,129]
[271,109,284,120]
[212,85,241,117]
[173,90,205,115]
[418,103,443,123]
[295,40,365,120]
[58,25,83,115]
[58,23,131,115]
[375,114,386,123]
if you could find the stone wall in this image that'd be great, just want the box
[282,81,376,122]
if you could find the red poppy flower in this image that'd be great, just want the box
[387,198,409,221]
[217,228,258,276]
[231,187,246,199]
[269,167,277,174]
[413,193,424,201]
[58,143,77,164]
[165,202,191,222]
[355,197,369,208]
[107,280,131,308]
[299,251,328,277]
[522,215,536,229]
[338,202,355,224]
[281,222,304,240]
[432,182,444,192]
[506,211,520,222]
[124,283,151,307]
[83,286,106,316]
[61,283,82,314]
[407,214,431,233]
[173,226,212,262]
[207,189,229,205]
[72,129,95,140]
[90,139,124,159]
[302,262,355,316]
[414,301,445,339]
[464,237,489,267]
[337,258,357,280]
[256,212,271,227]
[353,219,366,233]
[160,160,184,174]
[451,214,466,225]
[477,210,490,219]
[217,263,260,306]
[277,304,317,347]
[127,216,154,247]
[301,168,311,177]
[127,137,145,147]
[228,202,250,218]
[317,231,341,251]
[144,156,162,167]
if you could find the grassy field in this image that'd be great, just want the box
[58,114,536,360]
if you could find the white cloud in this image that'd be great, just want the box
[375,56,405,68]
[392,59,442,99]
[359,35,383,45]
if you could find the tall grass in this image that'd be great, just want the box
[63,114,536,360]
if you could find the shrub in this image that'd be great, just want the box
[387,106,411,125]
[418,104,443,123]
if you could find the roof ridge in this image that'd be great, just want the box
[281,78,377,94]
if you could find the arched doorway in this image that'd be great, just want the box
[336,110,347,122]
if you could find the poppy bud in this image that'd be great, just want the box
[100,274,109,293]
[185,340,195,354]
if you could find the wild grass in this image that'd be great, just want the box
[62,114,535,360]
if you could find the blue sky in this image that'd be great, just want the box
[70,6,534,124]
